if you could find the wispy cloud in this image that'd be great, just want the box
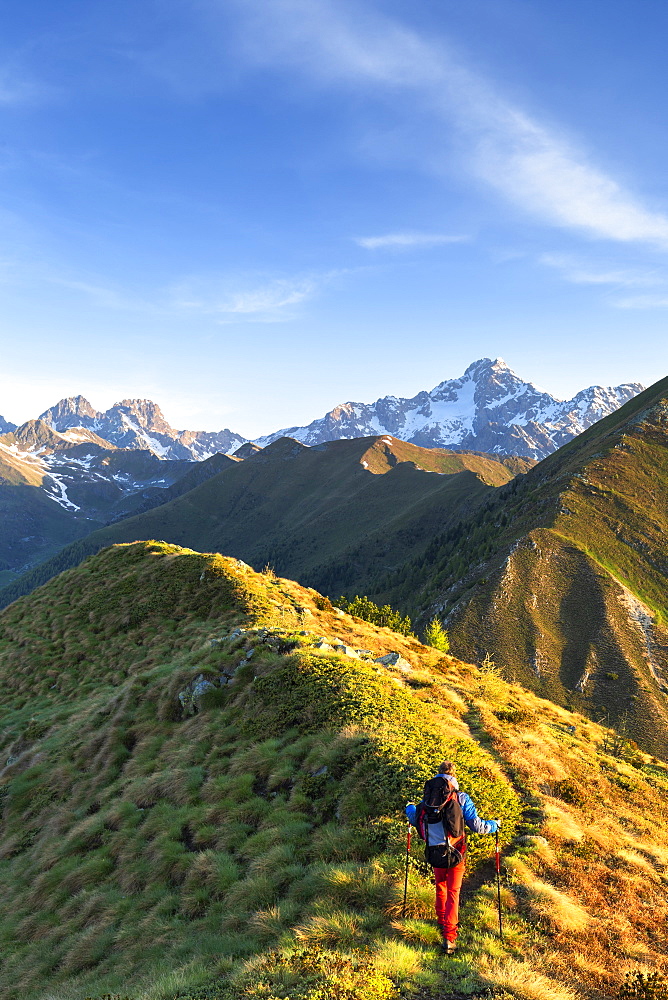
[224,0,668,249]
[355,232,468,250]
[0,62,54,105]
[614,294,668,310]
[540,253,666,288]
[169,270,341,321]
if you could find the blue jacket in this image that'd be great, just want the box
[406,780,498,835]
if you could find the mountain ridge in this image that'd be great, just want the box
[0,421,234,586]
[1,540,668,1000]
[256,358,643,460]
[0,435,529,609]
[2,358,643,462]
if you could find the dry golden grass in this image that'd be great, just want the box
[542,801,584,842]
[525,880,589,933]
[479,957,581,1000]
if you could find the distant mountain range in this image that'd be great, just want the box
[256,358,643,459]
[1,358,644,463]
[37,395,245,460]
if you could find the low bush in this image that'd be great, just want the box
[334,595,415,637]
[619,971,668,1000]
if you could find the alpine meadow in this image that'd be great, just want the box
[3,1,668,999]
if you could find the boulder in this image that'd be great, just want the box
[332,644,359,659]
[373,651,412,671]
[178,674,217,715]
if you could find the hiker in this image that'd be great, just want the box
[406,761,499,954]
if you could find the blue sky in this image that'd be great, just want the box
[2,0,668,437]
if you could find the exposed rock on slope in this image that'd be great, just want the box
[257,357,642,460]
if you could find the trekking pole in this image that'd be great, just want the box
[402,821,412,918]
[495,828,503,942]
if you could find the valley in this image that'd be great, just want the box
[0,435,531,608]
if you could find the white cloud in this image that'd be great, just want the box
[613,294,668,310]
[225,0,668,249]
[474,112,668,247]
[355,232,467,250]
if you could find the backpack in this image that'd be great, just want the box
[416,776,465,869]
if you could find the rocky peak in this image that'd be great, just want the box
[40,396,101,430]
[9,419,67,451]
[256,359,645,460]
[112,399,172,435]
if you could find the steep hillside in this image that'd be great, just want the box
[375,376,668,755]
[1,542,668,1000]
[0,436,528,609]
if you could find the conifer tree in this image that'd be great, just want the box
[424,616,450,652]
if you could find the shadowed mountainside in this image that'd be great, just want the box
[0,421,234,586]
[0,436,532,609]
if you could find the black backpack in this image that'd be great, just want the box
[416,775,465,869]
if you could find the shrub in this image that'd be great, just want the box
[334,596,414,637]
[232,946,397,1000]
[495,706,538,727]
[619,971,668,1000]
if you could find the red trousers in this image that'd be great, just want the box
[433,860,465,942]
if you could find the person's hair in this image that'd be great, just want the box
[438,761,455,775]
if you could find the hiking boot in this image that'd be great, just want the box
[441,939,457,956]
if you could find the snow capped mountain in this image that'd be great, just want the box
[39,397,245,461]
[255,358,644,460]
[7,358,645,466]
[0,419,191,516]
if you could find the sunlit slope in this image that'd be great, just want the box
[376,376,668,754]
[0,435,526,608]
[1,542,668,1000]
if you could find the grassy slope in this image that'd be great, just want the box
[0,437,523,610]
[374,377,668,755]
[1,542,668,1000]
